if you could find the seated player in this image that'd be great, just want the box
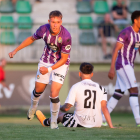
[36,62,114,128]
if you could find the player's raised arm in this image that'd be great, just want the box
[108,42,123,80]
[8,36,36,58]
[39,53,69,75]
[52,53,69,69]
[101,100,114,128]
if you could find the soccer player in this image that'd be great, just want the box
[8,10,72,129]
[36,63,114,128]
[102,10,140,127]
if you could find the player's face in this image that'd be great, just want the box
[136,17,140,29]
[48,17,62,35]
[117,0,122,5]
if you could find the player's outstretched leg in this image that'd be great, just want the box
[36,110,64,127]
[27,89,42,120]
[36,110,50,126]
[50,96,60,129]
[102,90,124,125]
[129,92,140,126]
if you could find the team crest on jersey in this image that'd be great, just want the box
[58,37,62,43]
[48,43,59,52]
[37,75,40,79]
[65,45,71,50]
[134,42,140,50]
[119,37,123,42]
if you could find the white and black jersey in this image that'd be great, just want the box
[65,79,107,128]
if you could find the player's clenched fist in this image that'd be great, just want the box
[8,50,17,58]
[108,68,115,80]
[39,67,48,75]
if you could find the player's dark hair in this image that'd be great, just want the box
[131,10,140,24]
[49,10,62,19]
[80,62,94,74]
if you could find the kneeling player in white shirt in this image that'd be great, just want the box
[36,62,114,128]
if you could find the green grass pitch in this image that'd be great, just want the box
[0,113,140,140]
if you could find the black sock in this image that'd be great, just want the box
[44,118,50,126]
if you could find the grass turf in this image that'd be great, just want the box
[0,113,140,140]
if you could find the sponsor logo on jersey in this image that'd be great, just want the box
[54,72,64,79]
[58,37,62,43]
[37,75,40,79]
[48,43,59,52]
[65,45,71,50]
[119,37,123,42]
[134,42,140,50]
[67,38,70,42]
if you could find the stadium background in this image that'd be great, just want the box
[0,0,140,117]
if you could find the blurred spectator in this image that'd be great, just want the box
[0,58,9,89]
[112,0,129,25]
[11,0,17,5]
[98,13,119,59]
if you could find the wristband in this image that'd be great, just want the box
[48,67,52,73]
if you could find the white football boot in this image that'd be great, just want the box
[51,122,59,129]
[27,107,37,120]
[27,100,38,120]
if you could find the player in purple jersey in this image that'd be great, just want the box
[8,10,72,129]
[102,11,140,127]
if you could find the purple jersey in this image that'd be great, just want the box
[33,24,72,65]
[116,26,140,70]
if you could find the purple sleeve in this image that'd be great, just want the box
[32,25,47,40]
[61,34,72,54]
[117,29,128,45]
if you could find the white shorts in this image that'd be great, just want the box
[35,61,69,85]
[115,65,137,92]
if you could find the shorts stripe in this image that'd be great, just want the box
[71,120,76,127]
[63,113,77,127]
[65,117,73,127]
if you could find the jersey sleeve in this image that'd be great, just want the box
[102,88,107,101]
[99,85,107,101]
[32,25,47,40]
[61,33,72,54]
[65,84,77,106]
[117,29,128,45]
